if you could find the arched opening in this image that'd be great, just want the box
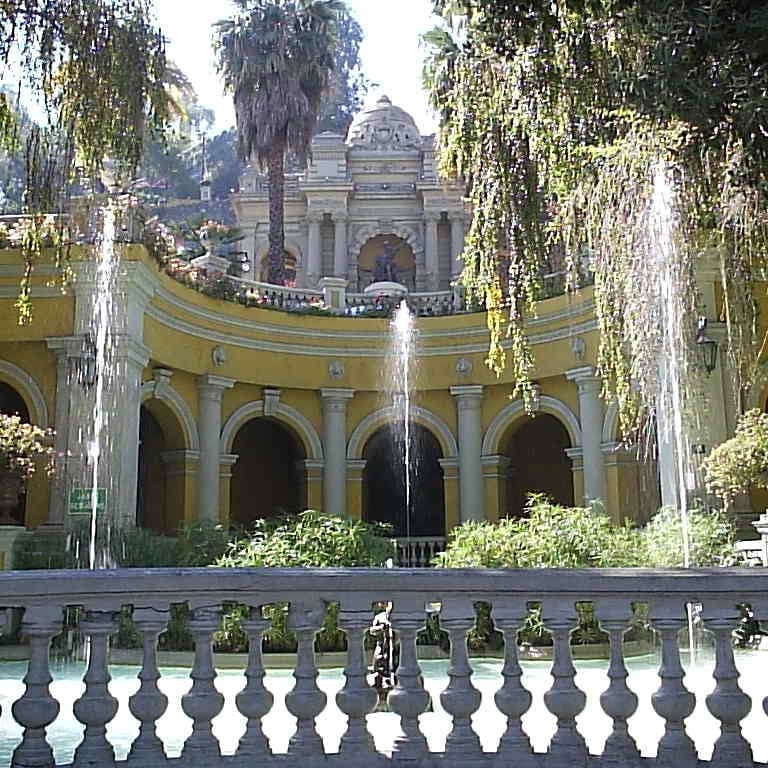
[0,381,31,525]
[230,418,306,528]
[259,250,297,285]
[136,400,187,534]
[502,414,574,517]
[357,235,415,291]
[362,423,445,537]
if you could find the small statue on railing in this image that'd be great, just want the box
[732,604,768,649]
[369,602,397,708]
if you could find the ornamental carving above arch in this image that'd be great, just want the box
[350,221,423,259]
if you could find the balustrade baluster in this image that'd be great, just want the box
[491,599,536,768]
[11,606,62,768]
[72,610,120,767]
[650,603,696,768]
[285,601,327,756]
[388,599,430,761]
[416,542,425,568]
[127,608,169,763]
[440,598,482,763]
[181,607,225,761]
[541,601,587,768]
[703,602,752,768]
[595,599,639,768]
[235,607,274,758]
[336,601,378,756]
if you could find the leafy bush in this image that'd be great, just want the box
[435,496,645,569]
[703,409,768,504]
[215,511,393,652]
[642,506,735,567]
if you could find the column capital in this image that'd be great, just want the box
[424,210,442,223]
[197,375,235,392]
[565,365,599,382]
[438,457,460,479]
[321,387,355,403]
[307,210,324,224]
[450,384,484,405]
[333,212,349,224]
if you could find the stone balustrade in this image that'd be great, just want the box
[1,567,766,768]
[393,536,447,567]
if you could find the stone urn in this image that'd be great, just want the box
[0,471,23,525]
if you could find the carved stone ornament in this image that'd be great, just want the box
[328,360,345,380]
[455,358,473,377]
[570,336,586,362]
[211,346,226,367]
[346,95,422,151]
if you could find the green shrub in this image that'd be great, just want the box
[215,510,393,652]
[435,495,645,569]
[642,506,735,567]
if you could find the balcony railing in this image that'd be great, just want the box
[0,567,766,767]
[393,536,446,567]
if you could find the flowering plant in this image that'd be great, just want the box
[0,414,53,481]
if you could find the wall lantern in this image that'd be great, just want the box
[695,317,718,375]
[76,333,98,389]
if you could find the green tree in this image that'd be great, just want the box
[425,1,768,434]
[216,0,343,284]
[0,0,171,321]
[316,9,370,135]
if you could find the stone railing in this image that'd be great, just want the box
[393,536,446,567]
[228,276,326,311]
[345,289,464,317]
[1,567,766,767]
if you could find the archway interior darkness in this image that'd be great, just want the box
[230,418,305,528]
[362,423,445,537]
[137,406,167,532]
[357,235,415,291]
[0,382,30,525]
[502,414,574,517]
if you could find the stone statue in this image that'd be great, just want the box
[373,240,399,283]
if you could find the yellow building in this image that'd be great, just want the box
[0,98,757,554]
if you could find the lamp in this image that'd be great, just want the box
[76,333,97,389]
[695,317,718,375]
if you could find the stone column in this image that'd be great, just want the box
[566,366,607,504]
[424,212,440,291]
[196,375,234,523]
[450,215,466,278]
[333,214,348,278]
[320,389,354,516]
[450,385,485,523]
[307,214,322,287]
[116,340,151,527]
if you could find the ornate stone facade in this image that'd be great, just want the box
[232,95,468,292]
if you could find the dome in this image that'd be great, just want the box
[345,95,422,151]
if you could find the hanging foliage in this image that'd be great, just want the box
[425,0,768,435]
[0,0,170,322]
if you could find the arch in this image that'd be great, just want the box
[350,221,424,261]
[254,238,305,272]
[141,381,199,451]
[0,359,49,426]
[482,395,582,456]
[348,405,458,460]
[221,400,323,460]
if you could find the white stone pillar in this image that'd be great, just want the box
[333,214,348,278]
[116,340,151,527]
[307,214,322,287]
[320,388,354,516]
[450,216,465,278]
[450,385,485,523]
[424,212,440,291]
[566,366,607,504]
[197,375,234,523]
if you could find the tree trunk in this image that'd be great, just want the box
[267,142,286,285]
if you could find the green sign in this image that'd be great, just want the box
[68,488,107,517]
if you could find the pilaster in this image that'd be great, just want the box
[424,212,440,291]
[482,454,511,523]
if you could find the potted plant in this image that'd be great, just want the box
[0,413,53,525]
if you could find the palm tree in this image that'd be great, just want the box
[216,0,343,285]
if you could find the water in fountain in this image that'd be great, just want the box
[384,300,419,541]
[67,201,122,570]
[644,163,708,655]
